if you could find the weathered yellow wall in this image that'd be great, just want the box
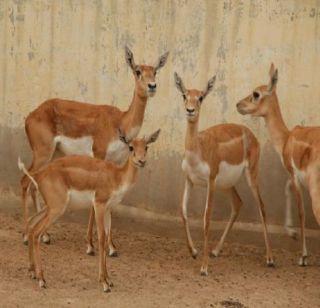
[1,0,320,227]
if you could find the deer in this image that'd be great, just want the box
[174,72,274,276]
[20,46,169,257]
[18,129,161,292]
[237,63,320,266]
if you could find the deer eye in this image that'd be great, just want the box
[135,70,141,77]
[199,96,203,103]
[145,146,149,151]
[129,146,134,152]
[182,94,186,100]
[253,91,260,100]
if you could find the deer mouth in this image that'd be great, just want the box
[148,89,156,97]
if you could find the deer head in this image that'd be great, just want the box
[236,63,278,117]
[174,72,216,122]
[119,128,161,168]
[125,46,169,98]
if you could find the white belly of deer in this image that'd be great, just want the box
[215,161,246,189]
[182,152,210,186]
[68,190,95,209]
[106,184,132,207]
[55,135,94,156]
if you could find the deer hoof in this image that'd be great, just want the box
[86,246,95,256]
[299,256,308,267]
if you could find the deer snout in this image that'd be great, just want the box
[186,108,195,114]
[138,160,146,167]
[236,101,247,115]
[148,83,157,91]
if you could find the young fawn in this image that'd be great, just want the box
[237,63,320,266]
[174,72,273,276]
[18,129,160,292]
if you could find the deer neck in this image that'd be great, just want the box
[185,119,201,155]
[121,88,148,137]
[119,158,139,186]
[264,94,290,157]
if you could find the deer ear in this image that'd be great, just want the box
[125,46,136,71]
[268,64,278,93]
[146,129,161,144]
[202,75,216,100]
[118,128,129,144]
[155,51,169,71]
[269,63,275,78]
[174,72,186,96]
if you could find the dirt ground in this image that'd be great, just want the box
[0,196,319,308]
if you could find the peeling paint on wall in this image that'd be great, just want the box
[0,0,319,228]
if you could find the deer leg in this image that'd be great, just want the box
[21,183,30,245]
[86,206,95,255]
[245,169,274,266]
[200,181,215,276]
[86,208,117,257]
[104,209,114,286]
[181,178,198,258]
[30,187,51,244]
[27,208,47,279]
[32,208,63,289]
[308,171,320,226]
[107,213,118,257]
[20,140,56,244]
[290,176,308,266]
[94,201,112,293]
[211,187,242,257]
[285,178,298,239]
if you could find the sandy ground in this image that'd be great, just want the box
[0,196,319,308]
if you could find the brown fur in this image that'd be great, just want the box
[174,73,273,276]
[19,131,160,291]
[237,63,320,265]
[20,47,169,253]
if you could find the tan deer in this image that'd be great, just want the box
[20,46,169,256]
[18,129,161,292]
[237,63,320,266]
[174,72,273,276]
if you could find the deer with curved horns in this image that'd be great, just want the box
[18,129,161,292]
[20,46,169,257]
[174,72,274,276]
[237,63,320,266]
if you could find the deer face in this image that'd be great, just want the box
[125,46,169,98]
[236,63,278,117]
[119,129,161,168]
[174,72,216,122]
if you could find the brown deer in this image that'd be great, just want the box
[174,72,273,276]
[18,129,161,292]
[237,63,320,266]
[20,46,169,257]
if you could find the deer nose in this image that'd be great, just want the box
[186,108,195,114]
[138,160,146,167]
[148,83,157,90]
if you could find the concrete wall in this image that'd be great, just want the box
[1,0,320,228]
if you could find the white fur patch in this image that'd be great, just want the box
[55,135,93,156]
[106,184,132,207]
[215,161,246,189]
[106,126,140,164]
[106,140,129,164]
[182,151,210,186]
[291,159,307,187]
[68,190,95,209]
